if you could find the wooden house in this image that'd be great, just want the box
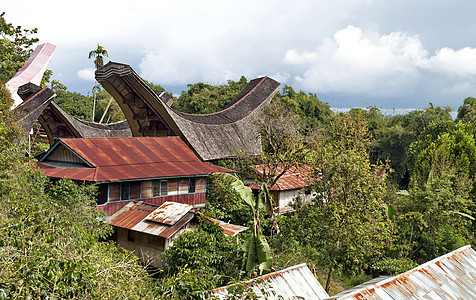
[248,164,315,214]
[105,201,248,268]
[36,136,233,216]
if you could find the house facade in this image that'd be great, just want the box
[36,136,233,216]
[248,164,315,214]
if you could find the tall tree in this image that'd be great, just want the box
[88,44,108,122]
[297,112,391,293]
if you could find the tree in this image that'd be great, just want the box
[409,121,476,187]
[297,112,391,293]
[214,173,273,275]
[162,219,241,288]
[0,12,39,82]
[88,44,108,122]
[0,83,159,299]
[275,85,333,129]
[172,76,248,114]
[456,97,476,123]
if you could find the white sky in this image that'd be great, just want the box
[3,0,476,109]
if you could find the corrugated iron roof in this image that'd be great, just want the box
[145,201,192,225]
[213,263,329,299]
[250,164,312,191]
[105,201,195,239]
[326,245,476,299]
[197,211,248,236]
[37,136,233,182]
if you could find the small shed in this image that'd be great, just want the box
[106,201,248,268]
[105,201,197,268]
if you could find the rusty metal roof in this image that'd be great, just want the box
[197,211,248,236]
[105,201,195,239]
[37,136,233,182]
[213,263,329,299]
[327,245,476,299]
[250,164,312,191]
[145,201,192,225]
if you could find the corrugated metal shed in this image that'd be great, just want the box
[326,245,476,300]
[213,263,329,299]
[37,136,233,182]
[105,201,195,239]
[197,211,248,236]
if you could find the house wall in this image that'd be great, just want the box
[102,176,206,203]
[116,228,166,268]
[97,191,207,216]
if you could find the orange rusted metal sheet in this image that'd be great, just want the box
[38,136,233,182]
[327,245,476,299]
[106,201,195,239]
[197,211,248,236]
[145,201,192,225]
[249,164,313,191]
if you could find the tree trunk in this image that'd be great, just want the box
[92,81,97,122]
[325,261,334,293]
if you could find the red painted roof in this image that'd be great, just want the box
[249,164,312,191]
[37,136,233,182]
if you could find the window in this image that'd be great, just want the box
[120,182,130,201]
[188,177,196,193]
[127,230,135,242]
[153,179,168,197]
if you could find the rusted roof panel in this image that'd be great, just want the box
[37,136,233,182]
[250,164,312,191]
[106,201,196,239]
[145,201,192,225]
[197,212,248,236]
[327,245,476,300]
[214,263,329,299]
[38,161,230,182]
[58,136,200,167]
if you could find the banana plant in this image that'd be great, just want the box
[213,172,273,275]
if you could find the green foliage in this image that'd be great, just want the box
[409,121,476,187]
[213,173,274,275]
[172,76,248,114]
[456,97,476,123]
[283,112,391,292]
[162,220,241,287]
[54,89,125,123]
[88,44,108,69]
[393,168,474,264]
[0,83,158,298]
[0,12,39,82]
[276,85,334,128]
[205,175,251,226]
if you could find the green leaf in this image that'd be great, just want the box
[385,203,396,220]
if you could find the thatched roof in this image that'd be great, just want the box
[96,62,280,161]
[13,83,131,144]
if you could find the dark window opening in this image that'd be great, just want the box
[127,230,135,242]
[120,182,130,201]
[188,177,196,193]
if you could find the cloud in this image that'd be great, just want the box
[423,47,476,76]
[441,82,476,96]
[283,25,476,100]
[77,68,95,82]
[284,25,427,96]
